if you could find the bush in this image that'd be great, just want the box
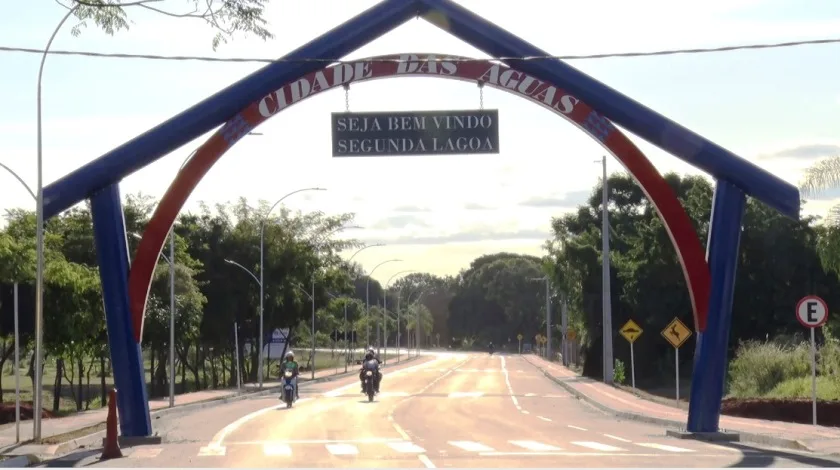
[767,376,840,400]
[728,340,810,397]
[819,329,840,378]
[614,358,627,385]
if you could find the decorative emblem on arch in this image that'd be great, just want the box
[128,53,711,342]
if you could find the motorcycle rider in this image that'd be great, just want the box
[279,351,300,400]
[359,347,382,394]
[488,341,495,354]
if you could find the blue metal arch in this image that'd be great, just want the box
[48,0,798,436]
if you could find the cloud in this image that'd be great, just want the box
[364,228,551,246]
[758,144,840,161]
[463,203,494,210]
[392,205,431,213]
[518,190,591,208]
[370,215,432,230]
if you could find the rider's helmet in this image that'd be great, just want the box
[367,347,376,356]
[364,350,374,360]
[285,351,295,360]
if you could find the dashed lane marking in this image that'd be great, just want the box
[636,443,694,453]
[418,454,436,468]
[537,416,552,422]
[603,434,632,443]
[571,441,625,452]
[448,441,496,452]
[568,425,588,431]
[326,443,359,455]
[388,442,427,453]
[509,440,562,451]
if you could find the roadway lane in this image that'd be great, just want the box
[67,352,840,468]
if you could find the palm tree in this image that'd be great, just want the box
[800,156,840,197]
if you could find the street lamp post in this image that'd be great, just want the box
[1,161,36,443]
[596,156,614,384]
[258,187,325,388]
[33,3,80,442]
[383,270,416,363]
[343,244,383,361]
[223,259,262,385]
[366,259,402,350]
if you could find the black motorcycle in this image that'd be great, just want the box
[282,370,295,408]
[363,370,376,402]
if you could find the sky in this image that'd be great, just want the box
[1,0,840,285]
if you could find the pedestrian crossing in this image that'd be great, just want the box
[194,436,715,459]
[320,390,570,399]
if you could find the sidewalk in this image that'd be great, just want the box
[523,354,840,456]
[0,363,355,451]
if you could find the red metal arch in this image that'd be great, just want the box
[128,53,710,342]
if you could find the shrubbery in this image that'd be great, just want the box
[728,328,840,400]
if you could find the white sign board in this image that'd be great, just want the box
[796,296,828,328]
[270,328,289,344]
[243,328,290,360]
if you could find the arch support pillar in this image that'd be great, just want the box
[91,184,152,437]
[687,180,745,433]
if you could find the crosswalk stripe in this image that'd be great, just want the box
[326,443,359,455]
[263,443,292,456]
[448,441,495,452]
[509,440,562,451]
[571,441,624,452]
[197,445,226,457]
[636,443,694,453]
[128,447,163,459]
[388,442,427,453]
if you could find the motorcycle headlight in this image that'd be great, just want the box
[366,371,373,377]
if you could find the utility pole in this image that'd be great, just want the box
[599,155,614,384]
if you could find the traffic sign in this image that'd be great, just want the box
[796,295,828,328]
[661,318,691,348]
[566,328,576,341]
[619,319,643,344]
[517,333,523,341]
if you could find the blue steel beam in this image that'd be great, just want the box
[418,0,800,221]
[42,0,427,220]
[90,184,152,437]
[686,181,745,433]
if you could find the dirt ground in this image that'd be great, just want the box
[721,398,840,427]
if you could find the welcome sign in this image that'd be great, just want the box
[330,109,500,157]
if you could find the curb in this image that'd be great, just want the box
[0,455,40,468]
[27,355,426,459]
[522,355,814,453]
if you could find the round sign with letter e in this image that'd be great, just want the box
[796,295,828,328]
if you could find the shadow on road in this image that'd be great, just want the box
[709,441,840,467]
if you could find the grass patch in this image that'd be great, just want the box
[766,376,840,400]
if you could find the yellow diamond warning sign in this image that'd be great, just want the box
[619,319,643,344]
[661,317,692,348]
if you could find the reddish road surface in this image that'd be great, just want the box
[52,352,840,468]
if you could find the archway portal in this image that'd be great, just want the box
[130,53,711,345]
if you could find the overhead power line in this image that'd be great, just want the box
[0,37,838,64]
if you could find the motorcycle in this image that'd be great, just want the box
[363,370,376,402]
[282,370,295,408]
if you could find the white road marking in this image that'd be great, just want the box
[262,443,292,456]
[479,451,680,457]
[448,441,495,452]
[521,410,530,415]
[516,369,525,372]
[571,441,625,452]
[500,356,519,407]
[524,393,537,397]
[326,443,359,455]
[128,447,163,459]
[537,416,552,422]
[388,442,426,453]
[568,425,588,431]
[509,440,562,451]
[418,454,436,468]
[447,391,484,398]
[203,397,313,451]
[603,434,632,443]
[392,422,411,440]
[636,443,695,453]
[197,446,226,457]
[226,438,402,445]
[544,394,569,398]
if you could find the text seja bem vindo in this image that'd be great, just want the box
[330,109,500,157]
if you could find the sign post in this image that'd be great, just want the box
[619,319,643,390]
[233,322,241,391]
[661,318,692,405]
[517,334,523,354]
[796,295,828,426]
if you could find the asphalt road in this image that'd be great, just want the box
[48,352,840,468]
